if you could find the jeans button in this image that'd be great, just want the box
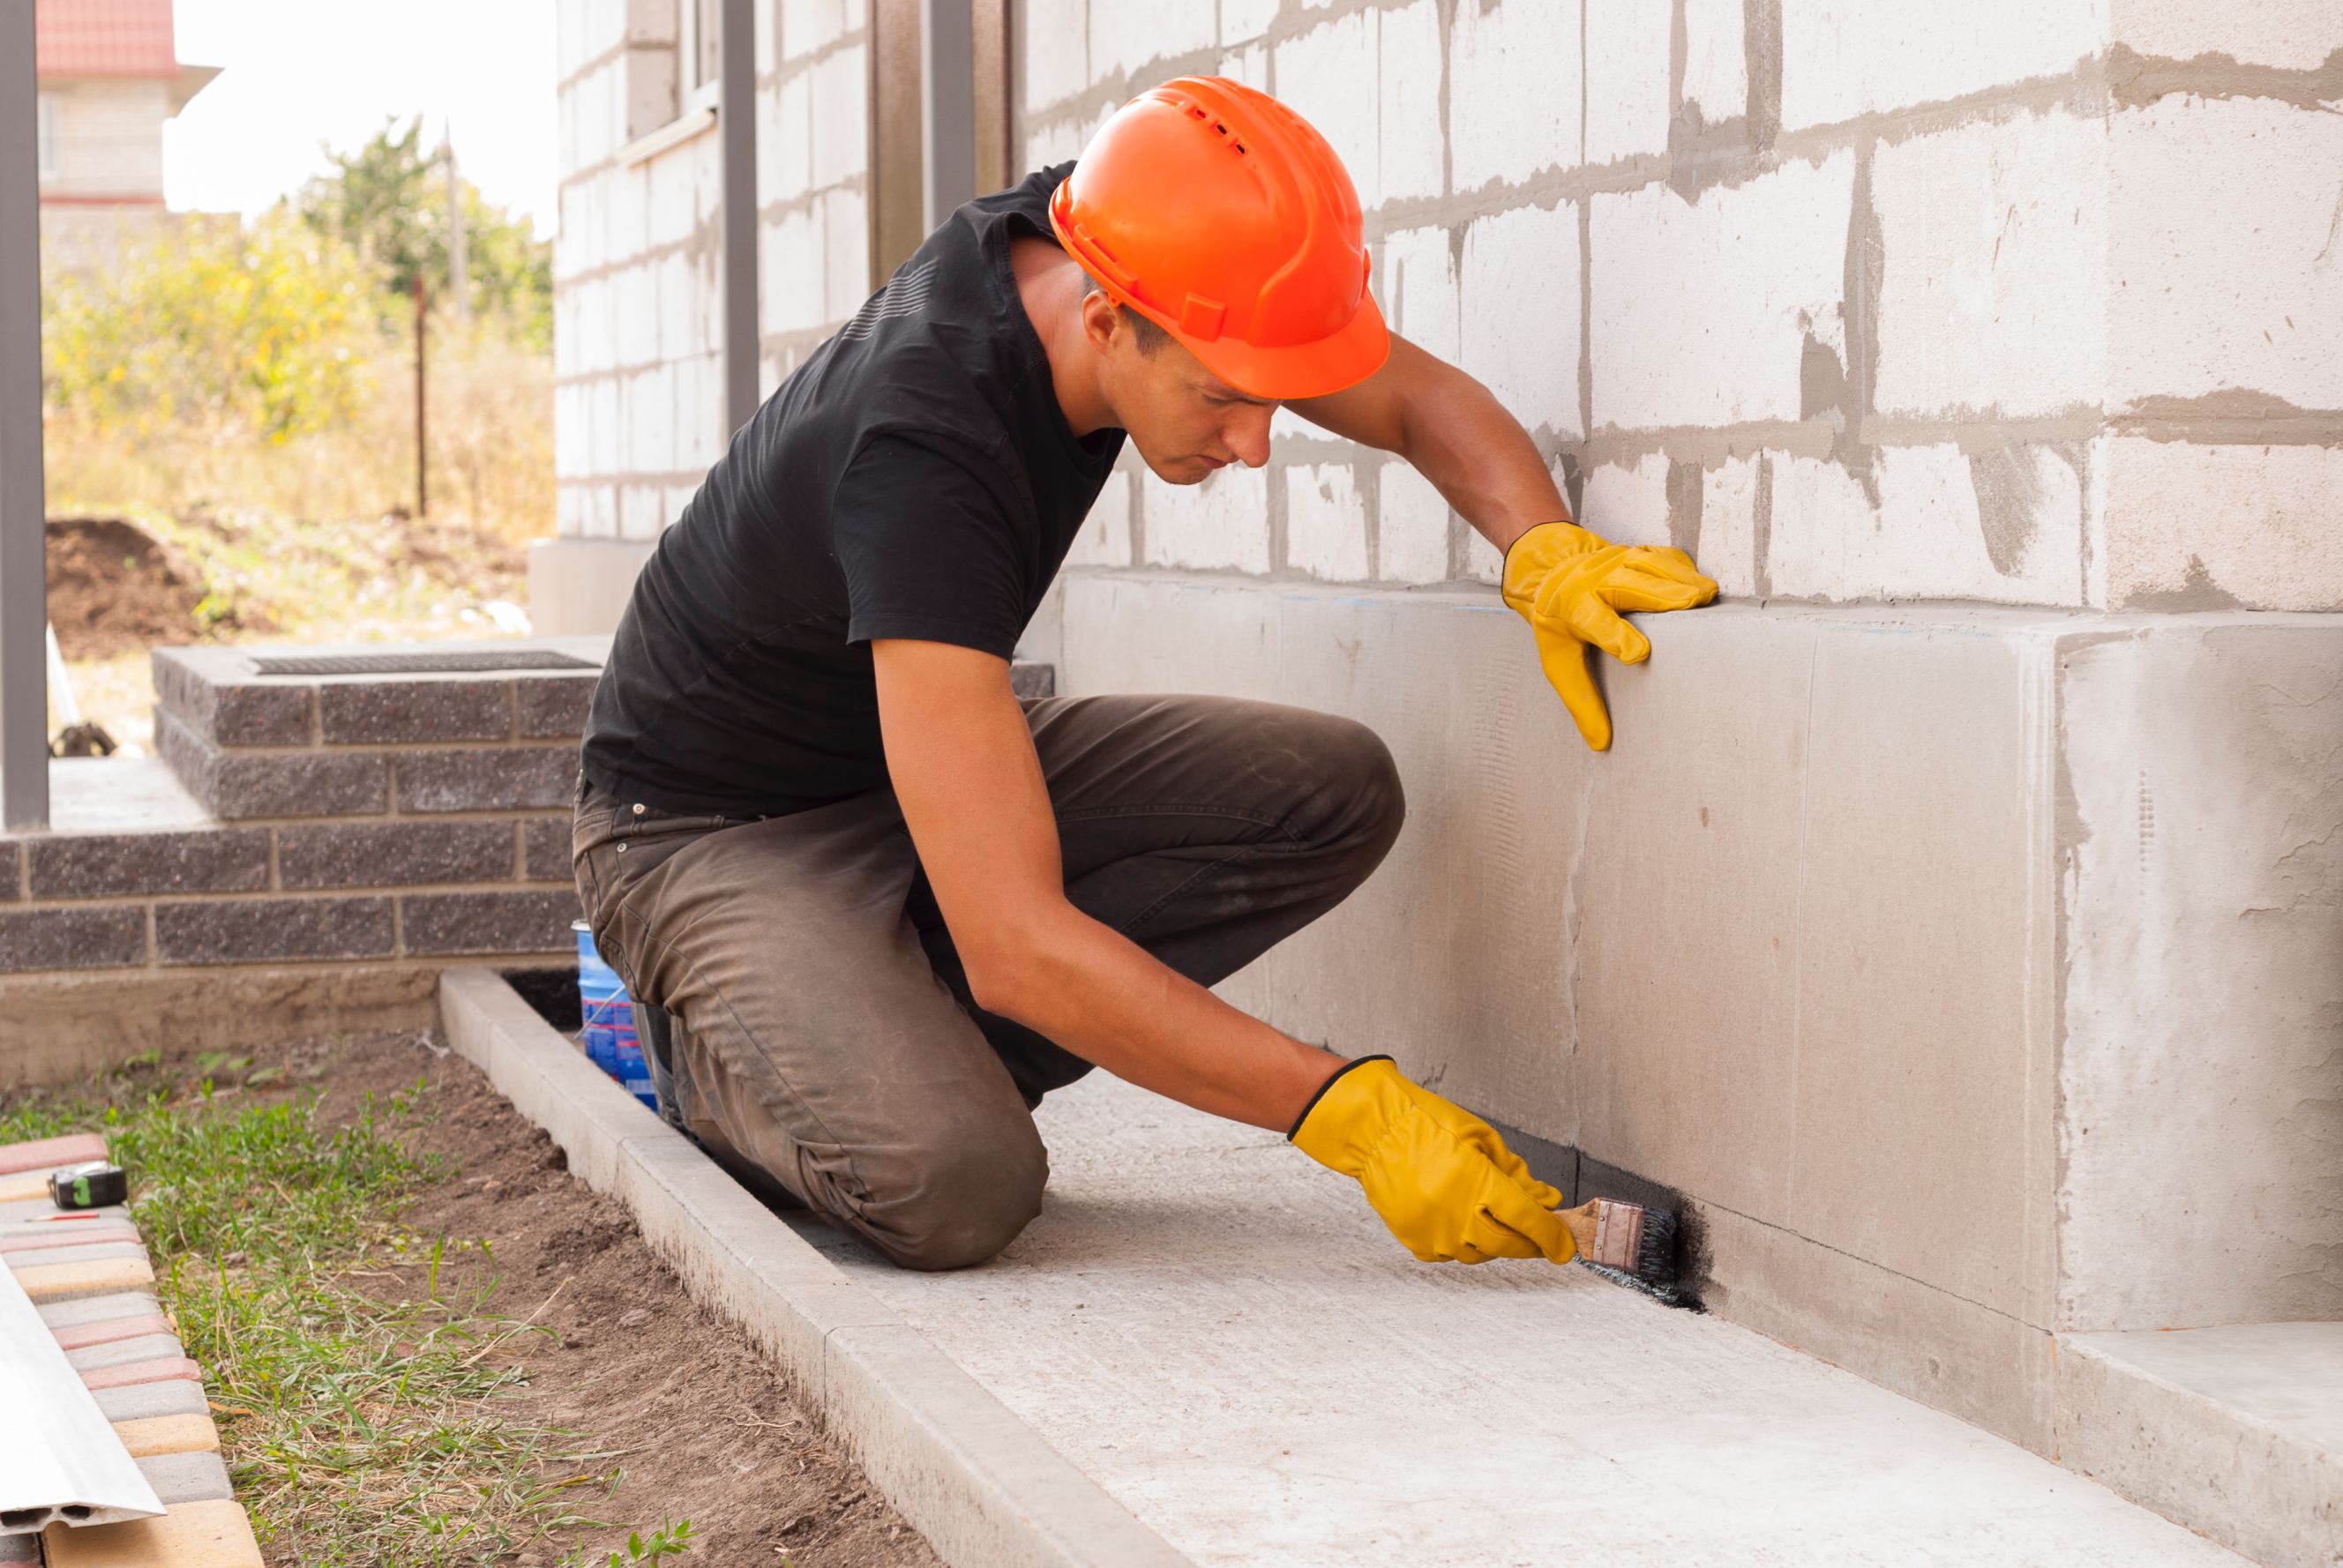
[632,803,646,816]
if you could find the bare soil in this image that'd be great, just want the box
[45,516,215,661]
[285,1030,945,1568]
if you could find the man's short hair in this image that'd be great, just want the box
[1083,273,1171,354]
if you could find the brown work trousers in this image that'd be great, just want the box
[571,692,1405,1271]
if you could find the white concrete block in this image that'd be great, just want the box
[1585,1,1674,164]
[675,354,720,470]
[573,59,614,167]
[1698,453,1764,596]
[621,45,677,146]
[619,482,664,539]
[1065,469,1133,567]
[809,45,868,187]
[822,184,872,322]
[1450,0,1583,189]
[692,120,722,224]
[558,0,589,80]
[615,262,659,366]
[1022,0,1089,111]
[1022,104,1104,171]
[1089,0,1214,80]
[586,482,618,536]
[1376,459,1450,583]
[1767,445,2088,605]
[604,162,648,264]
[1284,463,1370,581]
[1275,11,1381,207]
[655,250,691,362]
[624,0,673,45]
[762,207,825,333]
[664,482,700,523]
[588,379,621,480]
[1580,454,1673,548]
[1590,150,1855,430]
[1377,224,1458,363]
[781,0,853,55]
[1463,512,1505,584]
[626,364,674,471]
[1459,198,1583,438]
[754,0,775,73]
[762,71,812,205]
[1142,465,1271,572]
[2104,438,2343,611]
[1682,0,1749,126]
[1219,0,1282,46]
[1780,0,2104,131]
[1378,0,1444,203]
[2112,0,2343,69]
[1216,41,1269,90]
[2109,95,2343,412]
[558,482,584,535]
[1874,108,2109,420]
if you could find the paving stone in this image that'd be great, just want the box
[153,649,312,747]
[71,1333,184,1371]
[0,906,148,974]
[515,673,600,737]
[521,817,575,882]
[36,1291,158,1328]
[1,1221,140,1254]
[401,890,580,956]
[91,1378,210,1421]
[41,1498,263,1568]
[81,1355,204,1390]
[26,829,271,900]
[112,1412,223,1458]
[16,1254,157,1301]
[277,819,516,890]
[1,1197,129,1225]
[55,1310,175,1350]
[0,1131,108,1174]
[7,1239,147,1268]
[318,678,514,744]
[136,1449,235,1505]
[157,709,388,820]
[395,747,577,813]
[155,896,395,966]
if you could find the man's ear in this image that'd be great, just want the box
[1079,288,1126,355]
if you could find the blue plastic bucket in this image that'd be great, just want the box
[573,920,655,1109]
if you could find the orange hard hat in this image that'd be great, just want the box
[1049,76,1389,401]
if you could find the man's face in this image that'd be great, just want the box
[1089,301,1278,484]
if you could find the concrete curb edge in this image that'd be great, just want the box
[436,967,1193,1568]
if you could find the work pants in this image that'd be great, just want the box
[571,692,1405,1270]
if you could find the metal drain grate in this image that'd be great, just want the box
[249,650,600,677]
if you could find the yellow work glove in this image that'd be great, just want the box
[1500,519,1718,751]
[1291,1056,1576,1265]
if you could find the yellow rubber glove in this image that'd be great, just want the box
[1501,519,1718,751]
[1291,1056,1576,1265]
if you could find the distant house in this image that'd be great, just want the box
[34,0,219,262]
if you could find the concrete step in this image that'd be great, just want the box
[787,1073,2252,1568]
[2057,1322,2343,1568]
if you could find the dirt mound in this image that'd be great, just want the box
[45,515,208,660]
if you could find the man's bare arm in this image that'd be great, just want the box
[871,637,1344,1130]
[1287,332,1570,557]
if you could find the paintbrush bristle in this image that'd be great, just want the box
[1633,1206,1680,1286]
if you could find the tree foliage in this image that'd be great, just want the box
[295,116,552,349]
[42,209,380,444]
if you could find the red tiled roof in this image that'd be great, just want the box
[35,0,183,79]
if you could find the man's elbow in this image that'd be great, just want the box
[958,909,1074,1025]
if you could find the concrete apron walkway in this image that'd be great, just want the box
[791,1075,2246,1568]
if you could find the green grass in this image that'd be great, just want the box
[2,1058,690,1566]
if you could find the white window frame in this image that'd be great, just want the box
[35,93,57,180]
[676,0,721,106]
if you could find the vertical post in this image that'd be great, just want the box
[970,0,1012,196]
[0,0,50,828]
[445,134,470,321]
[716,0,759,437]
[867,0,925,287]
[412,272,428,518]
[921,0,976,229]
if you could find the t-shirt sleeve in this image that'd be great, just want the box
[834,434,1027,658]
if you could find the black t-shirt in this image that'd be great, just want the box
[580,163,1125,815]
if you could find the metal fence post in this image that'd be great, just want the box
[921,0,976,230]
[0,0,51,829]
[717,0,758,437]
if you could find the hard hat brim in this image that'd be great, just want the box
[1165,291,1392,403]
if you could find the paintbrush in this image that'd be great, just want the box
[1556,1197,1681,1292]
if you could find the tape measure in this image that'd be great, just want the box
[49,1161,128,1211]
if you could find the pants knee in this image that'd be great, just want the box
[868,1120,1048,1272]
[1314,715,1406,869]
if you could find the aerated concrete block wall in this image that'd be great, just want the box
[1016,0,2343,1455]
[538,0,872,631]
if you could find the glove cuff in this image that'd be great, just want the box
[1286,1054,1394,1140]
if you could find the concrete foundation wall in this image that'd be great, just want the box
[1059,572,2343,1450]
